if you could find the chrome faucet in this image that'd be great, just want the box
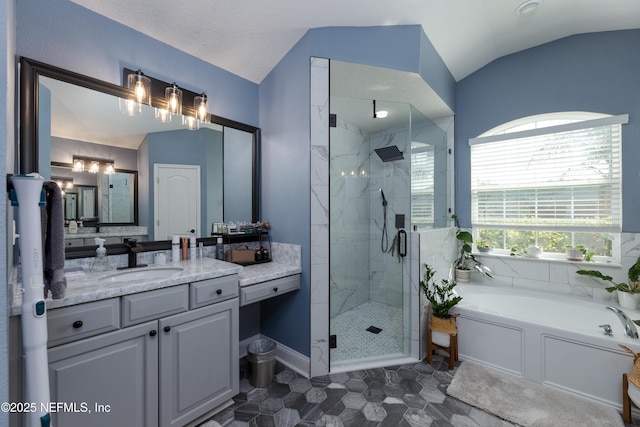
[118,238,147,270]
[606,306,639,339]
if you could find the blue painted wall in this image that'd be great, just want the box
[455,30,640,231]
[16,0,258,126]
[0,0,15,422]
[258,26,454,356]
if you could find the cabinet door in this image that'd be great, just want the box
[48,322,159,427]
[159,298,239,427]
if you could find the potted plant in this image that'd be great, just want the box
[565,244,594,262]
[476,240,491,253]
[420,263,462,347]
[452,214,493,283]
[576,256,640,310]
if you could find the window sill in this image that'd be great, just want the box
[472,251,622,268]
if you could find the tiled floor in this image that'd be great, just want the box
[203,355,640,427]
[330,301,404,365]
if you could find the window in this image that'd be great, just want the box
[470,112,628,258]
[411,141,434,228]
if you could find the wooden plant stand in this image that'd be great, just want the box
[623,373,638,423]
[426,313,459,370]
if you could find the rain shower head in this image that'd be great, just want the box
[374,146,404,162]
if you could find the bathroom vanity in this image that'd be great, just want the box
[9,254,301,427]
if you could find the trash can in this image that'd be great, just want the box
[247,338,276,388]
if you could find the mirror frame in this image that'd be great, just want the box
[20,57,261,258]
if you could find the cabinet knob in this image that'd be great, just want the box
[273,287,279,292]
[72,320,83,329]
[149,330,157,337]
[216,289,222,295]
[164,325,171,333]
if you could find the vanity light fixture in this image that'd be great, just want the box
[127,69,152,105]
[72,158,84,173]
[183,115,200,131]
[155,107,172,123]
[72,156,116,175]
[88,161,100,174]
[165,83,183,115]
[373,100,388,119]
[194,93,210,124]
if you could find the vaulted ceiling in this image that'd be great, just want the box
[70,0,640,84]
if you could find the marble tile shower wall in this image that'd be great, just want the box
[98,173,132,222]
[329,118,371,318]
[368,126,411,309]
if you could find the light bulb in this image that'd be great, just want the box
[89,161,100,174]
[134,80,146,103]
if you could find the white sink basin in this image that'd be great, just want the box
[100,267,184,283]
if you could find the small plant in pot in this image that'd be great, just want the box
[476,240,491,253]
[420,263,461,348]
[452,214,492,283]
[576,256,640,310]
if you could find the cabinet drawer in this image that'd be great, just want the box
[240,274,300,306]
[122,285,189,327]
[47,298,120,347]
[65,238,85,247]
[190,275,238,309]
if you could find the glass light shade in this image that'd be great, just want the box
[155,107,172,123]
[165,83,183,115]
[182,115,199,131]
[194,94,210,123]
[72,159,84,172]
[120,98,141,116]
[104,163,115,175]
[89,161,100,174]
[127,70,151,105]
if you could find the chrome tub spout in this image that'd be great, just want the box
[606,306,639,339]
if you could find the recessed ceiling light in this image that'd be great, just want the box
[516,0,543,16]
[375,110,388,119]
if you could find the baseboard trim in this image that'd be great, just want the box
[239,334,310,378]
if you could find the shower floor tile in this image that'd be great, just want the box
[330,300,404,364]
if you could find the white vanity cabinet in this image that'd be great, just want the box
[11,274,239,427]
[47,321,159,427]
[159,298,238,427]
[240,274,301,306]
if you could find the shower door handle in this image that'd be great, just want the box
[398,230,407,257]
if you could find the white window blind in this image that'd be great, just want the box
[470,114,627,233]
[411,143,434,225]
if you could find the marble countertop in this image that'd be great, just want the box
[64,226,148,240]
[10,257,242,316]
[10,258,302,316]
[238,262,302,287]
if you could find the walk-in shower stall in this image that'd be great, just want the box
[329,94,449,369]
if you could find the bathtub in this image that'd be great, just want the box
[452,285,640,410]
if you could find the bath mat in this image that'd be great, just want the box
[366,325,383,334]
[447,361,624,427]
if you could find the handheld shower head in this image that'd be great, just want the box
[379,189,387,206]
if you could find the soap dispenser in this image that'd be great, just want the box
[91,238,112,272]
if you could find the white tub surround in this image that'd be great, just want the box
[453,284,640,411]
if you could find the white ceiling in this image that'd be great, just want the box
[69,0,640,83]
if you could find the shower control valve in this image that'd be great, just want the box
[599,324,613,336]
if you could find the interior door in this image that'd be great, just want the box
[154,164,200,240]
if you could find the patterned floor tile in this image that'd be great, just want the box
[201,356,639,427]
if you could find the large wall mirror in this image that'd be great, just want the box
[20,57,260,257]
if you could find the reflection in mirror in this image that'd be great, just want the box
[51,163,136,223]
[20,58,260,257]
